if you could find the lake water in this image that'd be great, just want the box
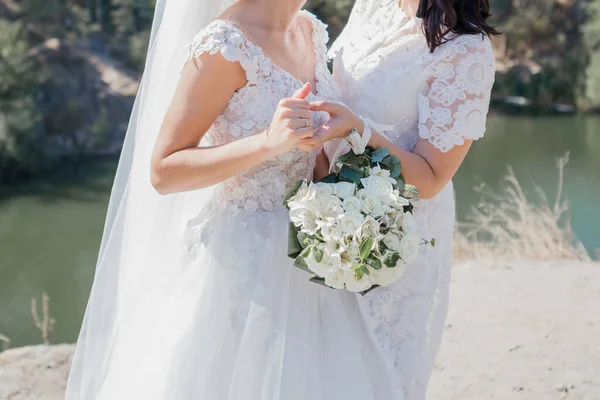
[1,115,599,347]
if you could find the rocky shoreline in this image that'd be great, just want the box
[1,261,599,399]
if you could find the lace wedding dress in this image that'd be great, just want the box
[78,11,405,400]
[325,1,497,399]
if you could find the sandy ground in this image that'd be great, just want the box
[1,261,598,400]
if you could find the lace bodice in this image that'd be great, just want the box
[330,2,496,153]
[186,11,340,214]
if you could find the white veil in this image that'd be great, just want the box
[66,1,235,398]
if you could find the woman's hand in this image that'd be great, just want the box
[261,83,315,156]
[296,100,364,152]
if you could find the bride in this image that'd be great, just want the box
[66,0,403,399]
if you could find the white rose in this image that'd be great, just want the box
[313,182,335,201]
[361,175,393,200]
[359,216,380,238]
[382,231,402,252]
[372,260,406,287]
[333,182,357,199]
[384,189,410,208]
[398,235,420,261]
[317,195,344,220]
[402,212,419,235]
[358,192,384,218]
[344,269,373,293]
[342,196,362,213]
[339,211,365,235]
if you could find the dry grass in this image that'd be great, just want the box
[0,333,9,352]
[454,154,592,261]
[31,292,55,345]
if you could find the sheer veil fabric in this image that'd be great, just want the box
[65,1,236,398]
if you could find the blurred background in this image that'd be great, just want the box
[0,0,599,379]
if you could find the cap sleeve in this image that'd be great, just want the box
[418,35,496,153]
[186,20,258,85]
[300,10,330,64]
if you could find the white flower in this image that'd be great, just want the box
[369,165,397,184]
[361,175,393,200]
[339,211,365,235]
[382,231,402,252]
[344,243,361,263]
[313,182,335,201]
[402,212,419,235]
[389,190,410,209]
[321,224,343,243]
[344,269,372,293]
[289,181,311,203]
[342,196,362,213]
[306,250,340,279]
[317,195,344,220]
[333,182,356,199]
[372,260,406,287]
[357,190,384,218]
[398,235,420,261]
[325,271,346,290]
[360,216,380,238]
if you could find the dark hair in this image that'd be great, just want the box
[416,0,500,53]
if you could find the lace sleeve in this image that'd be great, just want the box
[186,20,258,85]
[418,35,496,153]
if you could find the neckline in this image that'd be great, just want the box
[216,12,322,96]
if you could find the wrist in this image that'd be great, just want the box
[256,129,280,159]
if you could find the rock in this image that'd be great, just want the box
[0,344,74,400]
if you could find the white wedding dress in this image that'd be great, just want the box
[67,11,405,400]
[325,2,497,399]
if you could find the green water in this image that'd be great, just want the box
[1,115,599,348]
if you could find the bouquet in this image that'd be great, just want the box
[284,146,434,294]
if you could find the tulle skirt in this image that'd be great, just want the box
[92,207,405,400]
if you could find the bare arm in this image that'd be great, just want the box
[151,52,314,195]
[301,106,471,199]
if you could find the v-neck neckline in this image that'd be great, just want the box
[218,12,321,96]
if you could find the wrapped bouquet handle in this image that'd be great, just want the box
[326,117,396,173]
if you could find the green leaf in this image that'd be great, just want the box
[366,256,383,270]
[317,173,338,184]
[360,237,374,260]
[360,264,370,276]
[297,231,311,249]
[371,147,390,163]
[294,255,311,274]
[309,276,330,289]
[395,177,406,193]
[300,245,313,259]
[312,246,324,263]
[381,249,400,268]
[283,180,304,207]
[287,223,303,258]
[339,165,364,184]
[390,163,401,179]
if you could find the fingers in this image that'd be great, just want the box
[309,100,344,115]
[290,117,314,129]
[294,127,315,139]
[280,98,311,110]
[281,107,312,120]
[292,82,312,100]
